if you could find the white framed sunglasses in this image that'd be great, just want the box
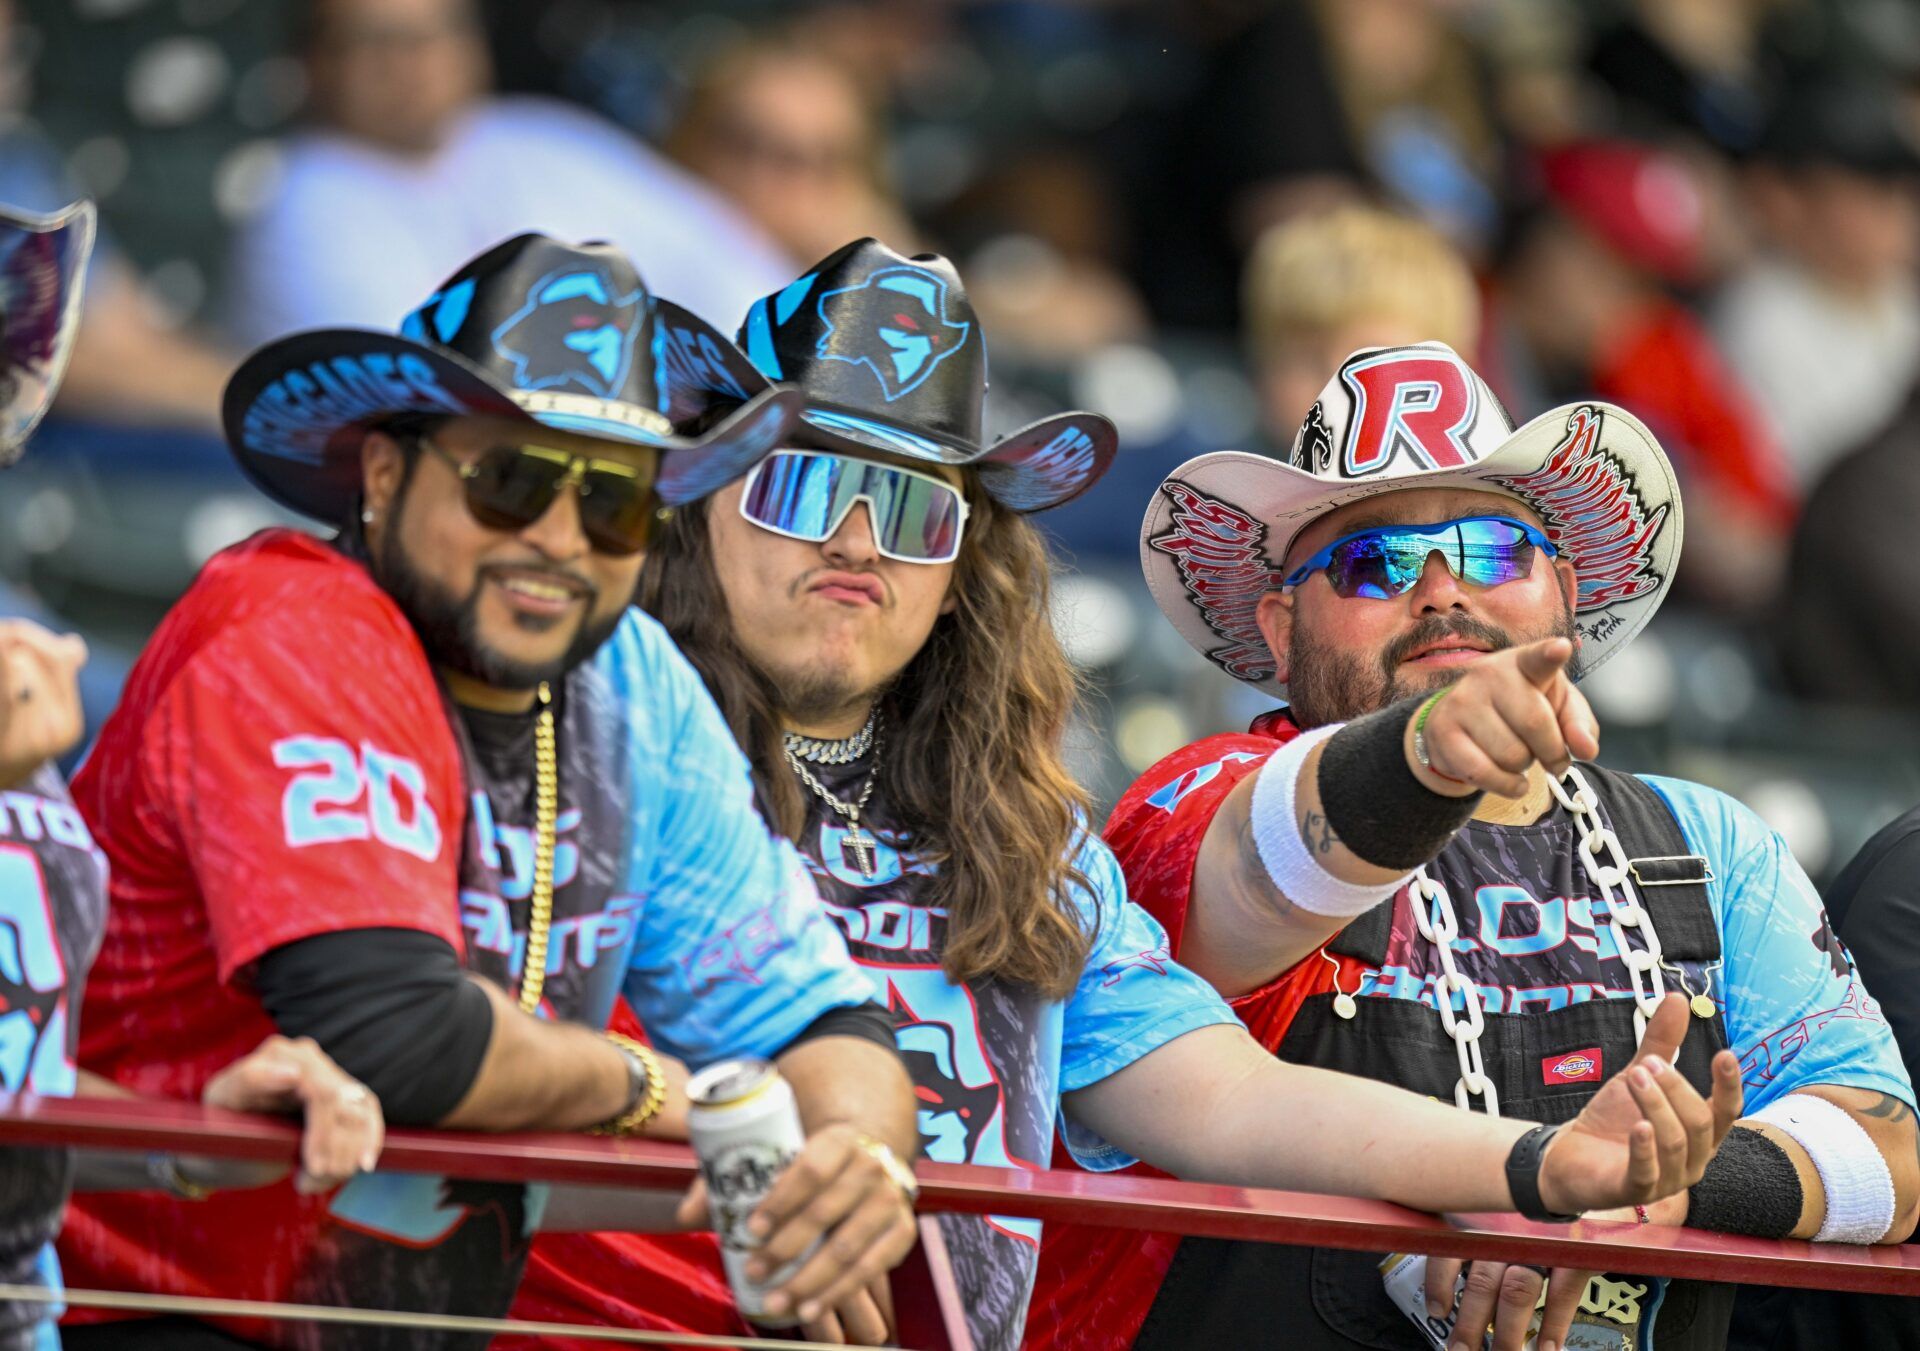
[738,449,971,565]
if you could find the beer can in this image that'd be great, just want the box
[688,1058,811,1327]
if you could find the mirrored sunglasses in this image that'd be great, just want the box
[418,435,660,556]
[739,449,970,565]
[1283,515,1557,600]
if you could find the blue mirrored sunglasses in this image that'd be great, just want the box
[1282,515,1557,600]
[739,449,970,565]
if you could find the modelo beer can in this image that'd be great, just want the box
[688,1058,811,1327]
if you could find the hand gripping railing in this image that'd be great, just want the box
[6,1093,1920,1349]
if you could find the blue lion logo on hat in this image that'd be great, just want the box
[492,269,643,400]
[815,266,969,402]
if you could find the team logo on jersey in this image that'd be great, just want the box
[1338,349,1479,477]
[816,266,970,401]
[1493,405,1670,618]
[0,897,63,1093]
[492,268,644,400]
[1541,1047,1603,1085]
[897,1018,1002,1163]
[1148,480,1278,683]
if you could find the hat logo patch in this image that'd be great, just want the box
[816,266,970,401]
[1339,350,1478,477]
[1292,401,1337,474]
[1148,481,1278,682]
[1492,405,1670,618]
[492,268,642,400]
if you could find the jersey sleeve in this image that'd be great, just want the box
[1103,734,1282,953]
[601,613,877,1068]
[149,605,466,985]
[1104,733,1332,1046]
[1057,830,1241,1172]
[1645,776,1916,1112]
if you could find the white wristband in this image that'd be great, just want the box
[1752,1093,1898,1243]
[1248,724,1413,918]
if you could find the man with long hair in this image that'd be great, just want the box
[61,233,917,1350]
[508,241,1740,1351]
[1030,342,1918,1350]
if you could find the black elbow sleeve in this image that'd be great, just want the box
[254,929,495,1126]
[784,1002,901,1057]
[1317,694,1483,870]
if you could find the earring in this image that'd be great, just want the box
[362,507,375,525]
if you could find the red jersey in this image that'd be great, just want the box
[1026,712,1356,1351]
[63,530,468,1345]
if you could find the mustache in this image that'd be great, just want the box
[1380,613,1513,673]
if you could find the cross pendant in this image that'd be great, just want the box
[842,824,878,878]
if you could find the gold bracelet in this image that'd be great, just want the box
[853,1132,919,1204]
[593,1033,668,1137]
[147,1151,215,1201]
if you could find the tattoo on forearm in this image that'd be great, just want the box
[1858,1092,1916,1127]
[1299,809,1340,857]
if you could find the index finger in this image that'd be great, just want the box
[1423,1255,1463,1319]
[1627,994,1690,1072]
[1540,1268,1594,1351]
[1513,636,1574,688]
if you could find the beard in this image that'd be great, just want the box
[373,520,621,692]
[760,652,895,730]
[1285,591,1581,729]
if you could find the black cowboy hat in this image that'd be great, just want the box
[648,238,1117,512]
[221,232,804,523]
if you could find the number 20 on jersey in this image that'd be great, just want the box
[273,736,442,861]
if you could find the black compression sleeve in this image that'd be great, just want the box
[1686,1125,1805,1238]
[253,929,494,1126]
[784,1002,900,1056]
[1316,694,1483,870]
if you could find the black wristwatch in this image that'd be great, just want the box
[1505,1123,1582,1223]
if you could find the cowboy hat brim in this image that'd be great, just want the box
[654,297,1117,512]
[1,200,97,467]
[223,325,804,524]
[1140,400,1683,697]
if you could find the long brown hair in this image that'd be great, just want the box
[636,477,1096,999]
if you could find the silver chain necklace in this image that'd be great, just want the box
[783,707,879,765]
[782,711,884,877]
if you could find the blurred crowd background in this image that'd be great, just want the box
[11,0,1920,882]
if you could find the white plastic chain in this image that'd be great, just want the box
[1409,764,1670,1118]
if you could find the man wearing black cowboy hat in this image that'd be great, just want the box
[509,241,1742,1351]
[60,233,918,1350]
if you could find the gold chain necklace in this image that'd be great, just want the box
[518,681,558,1015]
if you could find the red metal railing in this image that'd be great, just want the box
[8,1092,1920,1346]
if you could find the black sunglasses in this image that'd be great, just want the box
[416,434,661,556]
